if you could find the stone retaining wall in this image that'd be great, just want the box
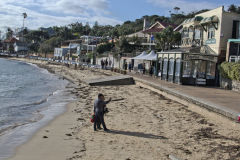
[220,77,240,92]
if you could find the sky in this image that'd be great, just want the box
[0,0,239,34]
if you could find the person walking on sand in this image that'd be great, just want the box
[93,93,111,132]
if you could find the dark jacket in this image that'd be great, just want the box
[94,99,111,113]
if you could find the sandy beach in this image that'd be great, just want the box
[7,58,240,160]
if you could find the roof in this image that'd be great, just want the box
[126,31,146,38]
[144,51,157,60]
[143,21,177,34]
[142,28,164,34]
[64,39,82,43]
[132,51,148,59]
[4,37,18,43]
[133,51,157,60]
[159,46,217,56]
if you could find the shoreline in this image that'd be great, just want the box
[6,58,240,160]
[0,58,77,160]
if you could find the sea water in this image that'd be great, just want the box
[0,58,75,159]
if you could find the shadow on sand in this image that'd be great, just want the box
[107,129,167,140]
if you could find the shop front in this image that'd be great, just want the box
[181,54,218,85]
[157,51,218,86]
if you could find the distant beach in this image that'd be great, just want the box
[5,58,240,160]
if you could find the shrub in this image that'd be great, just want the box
[219,62,240,81]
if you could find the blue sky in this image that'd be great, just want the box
[0,0,239,34]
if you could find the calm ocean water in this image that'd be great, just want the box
[0,58,75,159]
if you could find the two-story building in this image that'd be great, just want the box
[157,6,240,86]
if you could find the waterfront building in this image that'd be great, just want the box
[126,19,178,48]
[157,6,240,85]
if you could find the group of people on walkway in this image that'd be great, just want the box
[137,63,155,76]
[101,59,112,69]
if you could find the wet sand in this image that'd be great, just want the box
[8,58,240,160]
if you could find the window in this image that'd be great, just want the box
[208,27,215,39]
[232,21,240,39]
[194,29,201,40]
[175,59,181,77]
[182,28,189,38]
[168,59,175,75]
[206,62,216,79]
[192,60,199,78]
[182,61,192,77]
[158,58,162,76]
[163,59,168,75]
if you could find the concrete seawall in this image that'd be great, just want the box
[85,75,135,86]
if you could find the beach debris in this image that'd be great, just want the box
[77,118,85,121]
[112,98,125,102]
[169,154,181,160]
[66,133,72,136]
[43,136,48,138]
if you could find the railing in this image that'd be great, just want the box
[229,56,240,62]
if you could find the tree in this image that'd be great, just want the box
[129,36,141,45]
[25,30,49,43]
[116,37,133,53]
[28,43,40,53]
[39,36,63,57]
[174,7,180,14]
[172,32,181,47]
[155,32,167,51]
[228,4,237,13]
[84,22,91,35]
[237,6,240,14]
[9,44,14,53]
[6,28,13,39]
[155,27,180,51]
[97,42,113,54]
[39,43,51,57]
[110,28,119,39]
[53,26,73,40]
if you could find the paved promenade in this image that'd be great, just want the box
[128,73,240,121]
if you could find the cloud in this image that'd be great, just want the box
[0,0,122,34]
[147,0,218,13]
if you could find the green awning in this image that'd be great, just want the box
[194,16,203,22]
[200,15,219,25]
[228,39,240,43]
[182,16,203,25]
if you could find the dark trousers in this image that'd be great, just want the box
[94,112,107,130]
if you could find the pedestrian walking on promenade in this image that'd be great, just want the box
[101,59,104,69]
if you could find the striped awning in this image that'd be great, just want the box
[182,16,203,25]
[200,15,219,25]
